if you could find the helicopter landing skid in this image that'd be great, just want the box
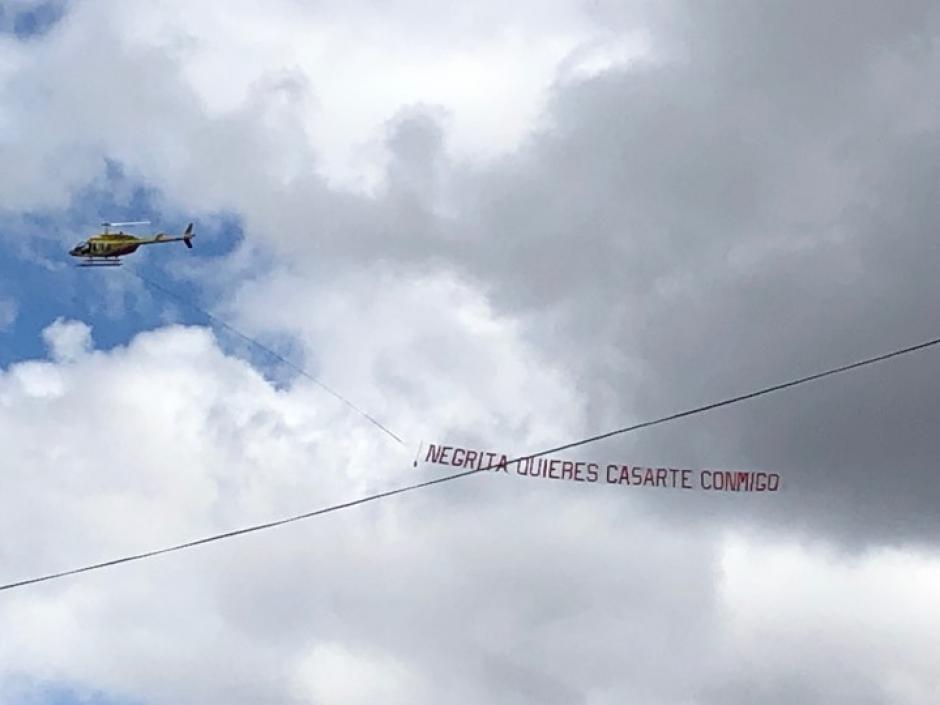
[77,260,122,267]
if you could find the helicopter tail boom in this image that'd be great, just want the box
[148,223,194,247]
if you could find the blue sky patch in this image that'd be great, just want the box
[1,677,138,705]
[0,157,311,392]
[0,161,247,366]
[0,0,67,38]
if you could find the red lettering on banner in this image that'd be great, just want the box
[418,442,782,493]
[425,444,444,463]
[587,463,599,482]
[573,462,585,482]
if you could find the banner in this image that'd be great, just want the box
[418,443,781,493]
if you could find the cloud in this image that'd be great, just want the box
[0,0,638,213]
[294,643,425,704]
[133,0,940,547]
[702,534,940,705]
[41,318,92,361]
[213,0,940,545]
[0,310,937,704]
[3,0,935,545]
[0,296,16,330]
[0,300,702,705]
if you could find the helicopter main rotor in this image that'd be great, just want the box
[100,220,150,234]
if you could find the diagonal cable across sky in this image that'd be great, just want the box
[127,267,407,447]
[4,330,940,593]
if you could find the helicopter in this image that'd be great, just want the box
[69,221,195,267]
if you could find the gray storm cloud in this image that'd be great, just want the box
[140,0,940,546]
[341,0,940,546]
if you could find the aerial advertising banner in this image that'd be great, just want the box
[417,443,781,492]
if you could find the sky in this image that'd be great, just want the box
[2,0,940,703]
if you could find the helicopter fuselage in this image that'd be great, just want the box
[69,222,194,265]
[70,234,144,258]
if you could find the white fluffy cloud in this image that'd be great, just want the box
[40,318,91,361]
[0,296,16,331]
[0,0,646,212]
[712,535,940,705]
[0,288,938,705]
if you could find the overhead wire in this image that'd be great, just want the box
[125,267,406,447]
[3,330,940,593]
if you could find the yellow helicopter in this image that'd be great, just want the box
[69,221,195,267]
